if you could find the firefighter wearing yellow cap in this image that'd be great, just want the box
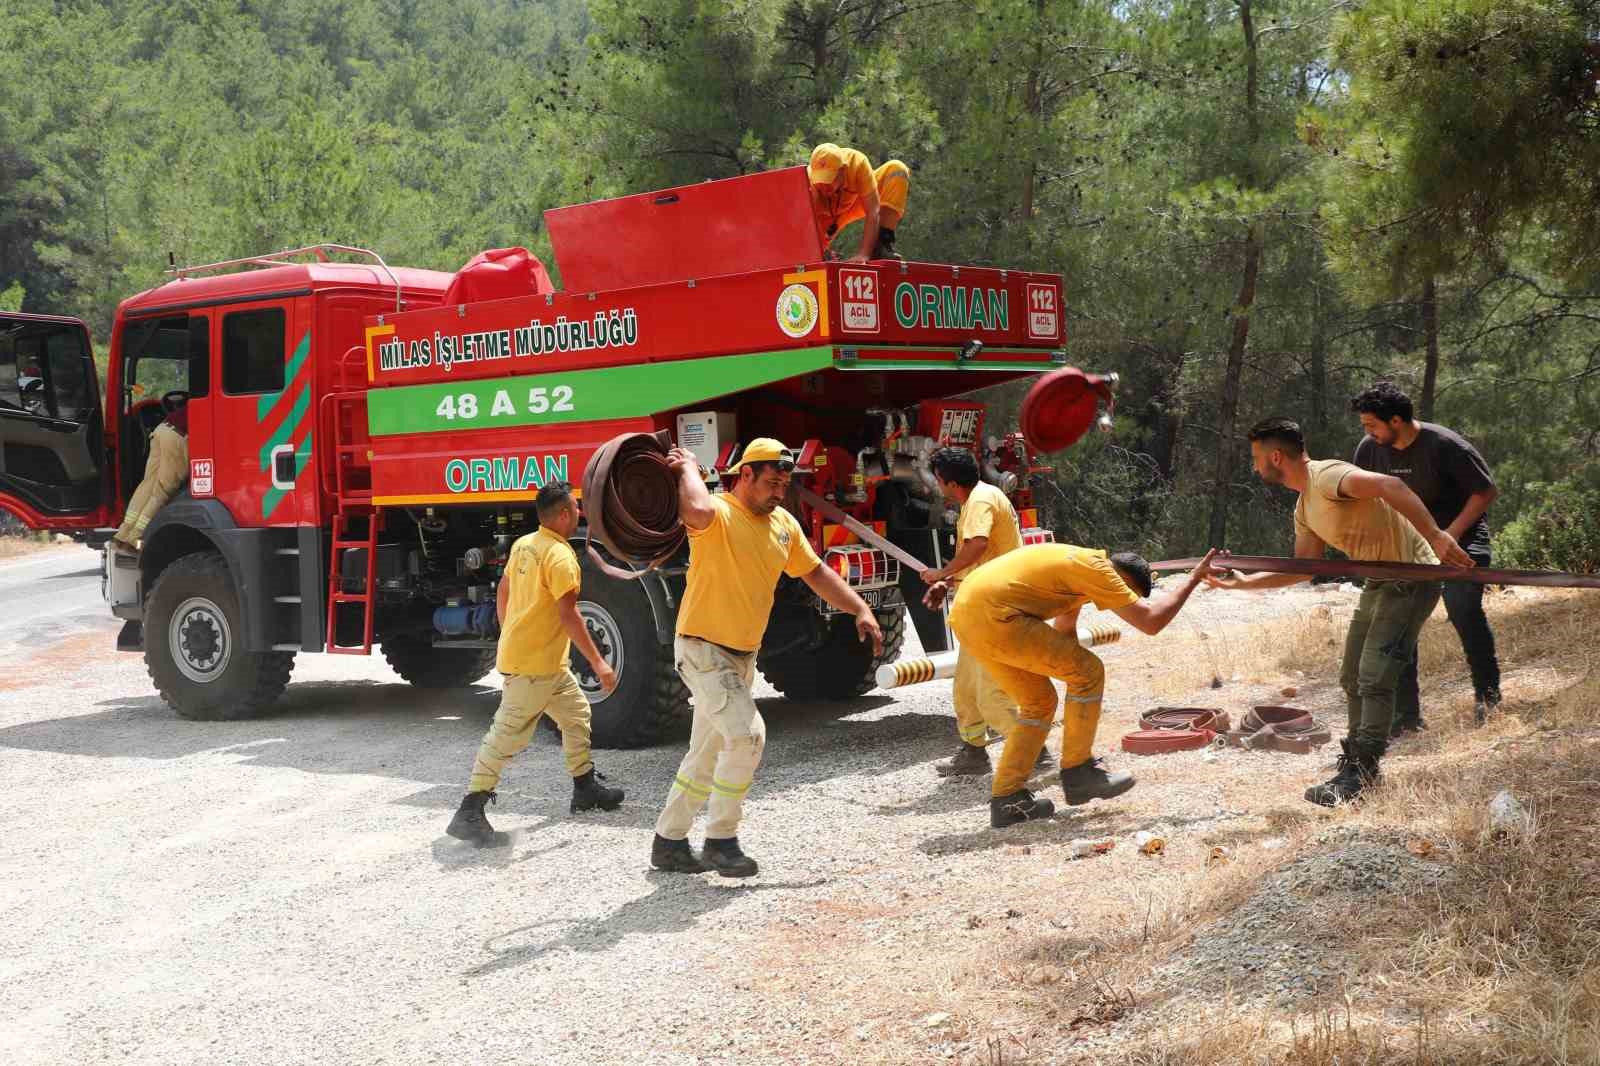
[651,438,884,877]
[808,143,911,262]
[948,544,1220,828]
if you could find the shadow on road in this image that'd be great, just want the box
[0,682,956,807]
[465,875,828,978]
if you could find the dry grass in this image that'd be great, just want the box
[0,531,61,559]
[943,588,1600,1066]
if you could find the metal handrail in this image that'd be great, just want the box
[166,243,406,312]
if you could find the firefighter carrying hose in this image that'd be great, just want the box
[918,447,1049,778]
[446,481,625,845]
[808,143,911,262]
[111,397,189,553]
[947,544,1220,828]
[650,438,883,878]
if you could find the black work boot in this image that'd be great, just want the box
[1474,685,1502,726]
[571,768,624,813]
[446,790,504,846]
[1305,738,1382,806]
[702,836,759,878]
[936,743,991,777]
[991,789,1055,827]
[1059,757,1135,805]
[1035,745,1055,771]
[650,833,708,874]
[870,228,903,261]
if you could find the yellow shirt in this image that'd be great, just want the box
[956,544,1139,621]
[677,493,822,652]
[812,144,877,223]
[1294,459,1438,564]
[953,481,1023,579]
[496,528,582,676]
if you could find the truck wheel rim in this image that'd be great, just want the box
[171,596,232,683]
[574,601,624,703]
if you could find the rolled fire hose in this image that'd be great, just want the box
[1150,554,1600,590]
[1140,707,1232,733]
[874,622,1123,690]
[581,430,686,579]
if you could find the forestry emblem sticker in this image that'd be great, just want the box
[776,283,820,338]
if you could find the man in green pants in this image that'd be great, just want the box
[1205,418,1473,806]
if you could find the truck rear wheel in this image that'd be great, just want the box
[381,636,497,688]
[145,551,294,721]
[760,606,907,701]
[573,551,690,749]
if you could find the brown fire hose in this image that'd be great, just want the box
[580,430,686,580]
[1150,554,1600,589]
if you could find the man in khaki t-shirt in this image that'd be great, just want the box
[1206,418,1474,807]
[919,447,1031,777]
[650,438,883,878]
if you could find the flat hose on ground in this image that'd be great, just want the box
[581,430,686,578]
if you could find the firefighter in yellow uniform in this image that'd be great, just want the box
[949,544,1219,828]
[919,447,1036,777]
[651,438,883,878]
[808,143,912,262]
[111,399,189,552]
[446,481,624,846]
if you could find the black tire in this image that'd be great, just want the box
[572,549,690,749]
[381,635,497,688]
[144,551,294,721]
[760,605,907,700]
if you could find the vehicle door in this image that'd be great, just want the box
[115,313,212,514]
[0,314,108,525]
[211,299,316,526]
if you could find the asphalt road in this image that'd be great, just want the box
[0,545,108,656]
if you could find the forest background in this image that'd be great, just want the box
[3,0,1597,564]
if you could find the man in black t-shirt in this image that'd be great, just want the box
[1351,382,1502,729]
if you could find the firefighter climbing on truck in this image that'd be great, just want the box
[808,143,911,262]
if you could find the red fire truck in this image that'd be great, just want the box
[0,166,1071,746]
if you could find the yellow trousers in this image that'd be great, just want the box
[116,423,188,544]
[655,637,765,841]
[820,160,912,239]
[952,646,1021,746]
[949,601,1106,797]
[468,669,593,792]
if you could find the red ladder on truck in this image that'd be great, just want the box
[323,350,380,654]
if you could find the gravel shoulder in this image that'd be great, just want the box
[2,575,1377,1065]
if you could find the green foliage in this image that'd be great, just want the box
[1496,476,1600,575]
[0,0,1594,563]
[1325,0,1600,294]
[0,282,22,313]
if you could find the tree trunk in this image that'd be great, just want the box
[1208,223,1263,547]
[1206,0,1261,548]
[1019,0,1047,225]
[1419,275,1439,420]
[1309,281,1328,450]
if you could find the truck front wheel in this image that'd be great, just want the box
[573,551,690,749]
[145,551,295,721]
[759,605,907,701]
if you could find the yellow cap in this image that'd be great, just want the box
[733,437,795,471]
[807,143,844,185]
